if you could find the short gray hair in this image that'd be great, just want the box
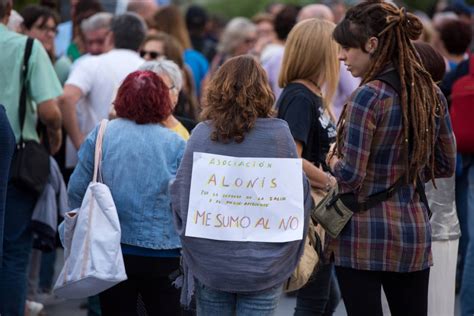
[111,12,147,51]
[297,4,334,22]
[218,17,256,55]
[139,60,183,91]
[81,12,113,34]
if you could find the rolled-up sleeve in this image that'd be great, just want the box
[429,92,456,179]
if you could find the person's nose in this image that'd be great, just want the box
[337,50,346,61]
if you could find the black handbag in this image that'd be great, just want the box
[9,37,50,196]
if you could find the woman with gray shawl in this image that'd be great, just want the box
[170,55,312,315]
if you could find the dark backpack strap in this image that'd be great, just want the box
[374,69,402,96]
[18,37,34,144]
[357,69,431,217]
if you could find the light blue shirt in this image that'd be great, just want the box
[68,118,186,250]
[54,21,72,58]
[184,49,209,95]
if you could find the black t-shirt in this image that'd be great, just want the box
[276,83,336,168]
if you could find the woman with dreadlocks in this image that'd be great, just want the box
[325,1,456,315]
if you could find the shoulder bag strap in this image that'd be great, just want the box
[93,120,108,183]
[18,37,34,145]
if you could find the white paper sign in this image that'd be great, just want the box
[185,152,304,243]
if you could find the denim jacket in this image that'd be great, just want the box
[68,118,186,250]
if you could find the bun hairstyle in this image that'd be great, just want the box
[333,0,442,185]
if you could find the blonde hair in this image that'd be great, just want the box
[279,19,339,110]
[153,5,192,49]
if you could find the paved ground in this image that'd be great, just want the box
[41,291,462,316]
[40,250,460,316]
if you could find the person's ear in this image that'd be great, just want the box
[365,37,379,54]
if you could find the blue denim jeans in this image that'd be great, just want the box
[460,154,474,316]
[0,184,36,316]
[195,279,282,316]
[39,250,56,291]
[0,105,15,263]
[294,263,341,316]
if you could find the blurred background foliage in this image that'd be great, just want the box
[192,0,455,18]
[13,0,474,20]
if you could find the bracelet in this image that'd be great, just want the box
[325,172,332,192]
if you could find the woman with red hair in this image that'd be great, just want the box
[68,70,186,315]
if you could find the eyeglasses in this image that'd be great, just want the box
[34,25,58,35]
[167,84,179,94]
[139,50,164,59]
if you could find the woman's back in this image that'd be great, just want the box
[69,118,186,249]
[171,118,311,292]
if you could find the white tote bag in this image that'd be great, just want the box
[54,120,127,299]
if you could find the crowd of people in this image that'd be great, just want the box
[0,0,472,315]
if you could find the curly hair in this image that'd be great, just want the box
[114,71,172,124]
[201,55,274,143]
[332,0,441,185]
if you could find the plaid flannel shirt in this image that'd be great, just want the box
[327,80,456,272]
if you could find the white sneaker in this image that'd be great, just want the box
[36,291,65,306]
[25,300,44,316]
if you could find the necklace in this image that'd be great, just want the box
[307,78,321,92]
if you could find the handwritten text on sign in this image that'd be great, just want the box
[185,153,304,242]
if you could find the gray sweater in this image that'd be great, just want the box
[170,118,312,305]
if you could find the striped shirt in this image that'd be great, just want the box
[327,80,456,272]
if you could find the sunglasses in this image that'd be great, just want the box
[139,50,164,59]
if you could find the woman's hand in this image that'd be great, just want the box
[326,143,339,171]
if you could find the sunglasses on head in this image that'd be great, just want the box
[139,50,163,59]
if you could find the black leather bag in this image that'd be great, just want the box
[9,37,50,196]
[10,141,50,196]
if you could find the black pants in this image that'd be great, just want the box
[335,267,430,316]
[99,255,182,316]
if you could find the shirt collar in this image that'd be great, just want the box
[0,24,9,33]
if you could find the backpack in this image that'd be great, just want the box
[450,54,474,153]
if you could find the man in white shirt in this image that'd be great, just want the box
[59,12,145,163]
[61,12,113,170]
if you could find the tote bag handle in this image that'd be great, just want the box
[93,119,108,183]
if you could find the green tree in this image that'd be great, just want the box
[189,0,467,19]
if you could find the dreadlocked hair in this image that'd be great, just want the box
[332,0,441,185]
